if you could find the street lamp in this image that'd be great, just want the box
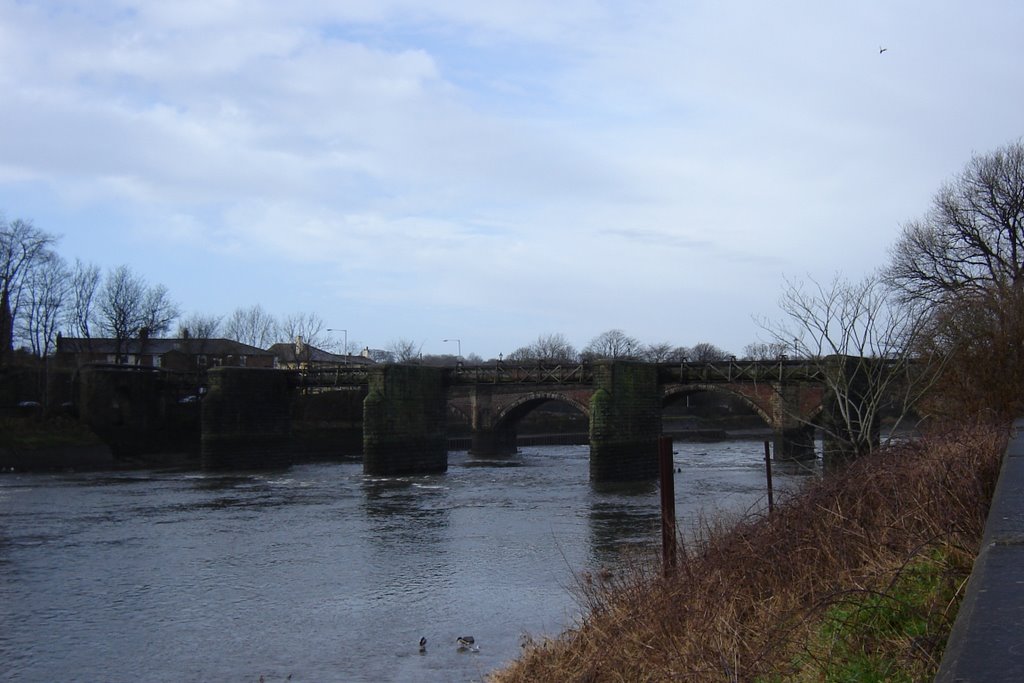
[443,338,461,359]
[328,328,348,364]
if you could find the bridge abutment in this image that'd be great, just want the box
[201,367,292,470]
[363,365,448,475]
[78,365,198,460]
[589,361,661,481]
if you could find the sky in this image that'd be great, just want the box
[1,1,1022,360]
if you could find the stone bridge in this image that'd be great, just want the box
[302,358,847,480]
[76,358,869,481]
[440,360,827,480]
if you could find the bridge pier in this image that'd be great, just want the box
[468,385,518,456]
[765,382,820,461]
[201,367,292,470]
[363,365,448,475]
[773,424,817,460]
[471,428,518,456]
[589,361,661,481]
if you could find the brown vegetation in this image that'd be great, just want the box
[490,423,1006,682]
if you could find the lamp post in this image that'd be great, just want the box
[443,338,461,360]
[328,328,348,364]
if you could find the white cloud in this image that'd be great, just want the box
[1,1,1023,357]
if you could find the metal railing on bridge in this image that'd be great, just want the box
[658,359,825,385]
[295,366,373,390]
[292,358,830,391]
[448,362,593,384]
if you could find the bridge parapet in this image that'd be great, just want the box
[295,366,371,389]
[657,359,825,385]
[299,360,826,390]
[450,362,593,385]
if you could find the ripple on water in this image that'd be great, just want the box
[0,441,818,682]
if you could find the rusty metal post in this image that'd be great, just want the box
[764,440,775,515]
[659,435,677,578]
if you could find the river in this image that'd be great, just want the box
[0,439,819,682]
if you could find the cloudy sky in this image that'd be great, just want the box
[1,1,1022,359]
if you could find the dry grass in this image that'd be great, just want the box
[490,422,1006,682]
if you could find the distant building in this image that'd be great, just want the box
[268,337,376,370]
[55,336,276,370]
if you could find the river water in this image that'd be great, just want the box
[0,439,818,682]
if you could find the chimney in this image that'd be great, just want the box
[295,336,304,356]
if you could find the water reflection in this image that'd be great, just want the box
[0,441,816,682]
[587,480,661,567]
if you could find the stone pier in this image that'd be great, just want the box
[589,361,661,481]
[201,367,292,470]
[363,365,448,475]
[468,385,518,456]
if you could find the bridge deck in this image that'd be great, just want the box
[294,360,825,389]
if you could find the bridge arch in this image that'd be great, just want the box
[663,383,774,428]
[492,390,591,431]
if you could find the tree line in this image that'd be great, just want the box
[4,137,1023,433]
[0,222,350,364]
[384,331,743,366]
[0,218,751,367]
[755,138,1024,449]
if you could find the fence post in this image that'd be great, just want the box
[659,435,677,578]
[764,440,775,515]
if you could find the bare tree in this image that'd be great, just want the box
[742,341,789,361]
[279,312,327,348]
[504,345,534,362]
[887,139,1024,418]
[279,311,329,367]
[533,332,578,362]
[888,139,1024,304]
[582,329,640,360]
[0,216,58,363]
[760,274,939,457]
[67,259,101,339]
[97,265,179,363]
[388,338,422,362]
[97,265,143,358]
[641,342,690,363]
[17,251,70,357]
[507,332,578,363]
[365,348,395,363]
[140,284,179,336]
[224,305,279,349]
[689,342,731,362]
[177,313,223,339]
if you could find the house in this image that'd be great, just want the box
[268,337,376,370]
[55,335,276,370]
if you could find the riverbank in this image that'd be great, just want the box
[489,422,1006,682]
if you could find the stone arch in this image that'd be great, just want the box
[493,390,591,431]
[663,383,774,428]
